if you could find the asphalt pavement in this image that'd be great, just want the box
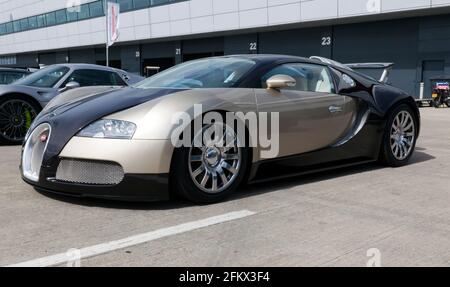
[1,108,449,267]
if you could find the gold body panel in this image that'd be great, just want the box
[60,137,174,174]
[59,88,357,174]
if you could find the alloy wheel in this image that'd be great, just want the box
[188,123,242,194]
[0,99,38,142]
[390,110,415,161]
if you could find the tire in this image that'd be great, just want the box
[170,122,250,204]
[0,95,41,145]
[379,104,418,167]
[433,99,441,108]
[445,99,450,108]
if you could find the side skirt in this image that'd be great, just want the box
[249,157,376,184]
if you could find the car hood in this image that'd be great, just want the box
[39,86,186,119]
[30,86,187,166]
[42,86,121,113]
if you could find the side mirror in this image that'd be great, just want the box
[266,74,296,90]
[338,74,356,92]
[60,81,80,92]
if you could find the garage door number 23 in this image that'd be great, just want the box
[322,37,332,46]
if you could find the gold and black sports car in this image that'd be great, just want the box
[21,55,420,203]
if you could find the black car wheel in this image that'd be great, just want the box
[445,99,450,107]
[0,96,40,145]
[380,104,418,167]
[433,99,441,108]
[171,122,249,203]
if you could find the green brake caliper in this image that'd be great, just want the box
[24,109,32,129]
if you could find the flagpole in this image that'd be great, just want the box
[105,1,109,67]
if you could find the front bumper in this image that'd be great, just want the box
[21,136,174,202]
[22,171,170,202]
[60,137,174,174]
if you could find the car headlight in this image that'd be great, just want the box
[77,119,137,139]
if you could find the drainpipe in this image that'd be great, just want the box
[419,82,424,100]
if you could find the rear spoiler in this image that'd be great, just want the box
[344,63,394,83]
[310,56,394,83]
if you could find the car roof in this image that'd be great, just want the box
[224,54,319,65]
[50,63,129,74]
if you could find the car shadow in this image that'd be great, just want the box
[35,149,435,210]
[35,188,192,211]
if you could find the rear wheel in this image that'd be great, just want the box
[380,104,418,167]
[171,122,249,204]
[0,96,40,145]
[433,98,441,108]
[445,99,450,107]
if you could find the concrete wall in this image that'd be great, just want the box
[332,18,420,96]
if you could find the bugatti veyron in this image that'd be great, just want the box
[20,55,420,203]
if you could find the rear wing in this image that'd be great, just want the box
[310,56,394,83]
[344,63,394,83]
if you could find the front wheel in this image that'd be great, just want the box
[379,104,418,167]
[171,122,249,204]
[0,97,40,145]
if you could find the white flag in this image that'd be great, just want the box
[107,2,120,47]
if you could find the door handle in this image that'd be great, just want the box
[329,106,343,113]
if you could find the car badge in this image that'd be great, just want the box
[40,133,48,143]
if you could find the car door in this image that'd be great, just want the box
[255,62,355,158]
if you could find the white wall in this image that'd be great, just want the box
[1,0,450,56]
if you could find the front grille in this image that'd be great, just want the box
[56,159,124,185]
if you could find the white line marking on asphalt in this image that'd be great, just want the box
[6,210,256,267]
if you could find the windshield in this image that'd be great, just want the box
[134,58,256,89]
[15,66,70,88]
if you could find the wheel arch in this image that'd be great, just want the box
[378,98,419,166]
[168,108,254,197]
[0,92,43,111]
[382,97,421,136]
[202,109,255,169]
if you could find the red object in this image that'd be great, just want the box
[40,133,48,143]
